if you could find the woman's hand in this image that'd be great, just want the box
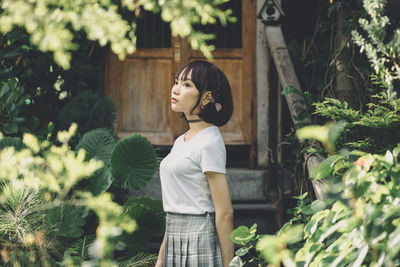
[155,233,166,267]
[155,258,163,267]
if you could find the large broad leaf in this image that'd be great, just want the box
[85,167,114,196]
[46,205,88,238]
[117,197,165,249]
[110,134,158,189]
[0,136,25,151]
[75,128,117,164]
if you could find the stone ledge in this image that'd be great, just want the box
[130,168,270,201]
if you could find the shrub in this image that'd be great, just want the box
[57,90,116,135]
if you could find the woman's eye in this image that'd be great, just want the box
[184,83,190,87]
[173,80,178,85]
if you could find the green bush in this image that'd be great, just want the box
[57,90,116,135]
[0,78,39,136]
[314,95,400,154]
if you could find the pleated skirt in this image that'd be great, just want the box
[164,212,223,267]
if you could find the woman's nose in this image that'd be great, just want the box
[172,85,179,95]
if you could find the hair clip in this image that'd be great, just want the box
[215,102,222,112]
[204,96,222,111]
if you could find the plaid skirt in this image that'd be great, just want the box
[164,212,223,267]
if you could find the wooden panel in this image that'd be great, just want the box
[120,59,171,132]
[212,59,246,143]
[105,52,176,144]
[190,49,243,59]
[126,48,172,58]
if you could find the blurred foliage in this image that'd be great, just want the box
[0,125,163,266]
[352,0,400,101]
[0,0,236,69]
[233,124,400,266]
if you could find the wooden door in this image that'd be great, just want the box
[105,0,256,145]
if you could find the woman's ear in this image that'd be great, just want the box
[201,91,214,105]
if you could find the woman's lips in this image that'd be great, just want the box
[171,98,178,103]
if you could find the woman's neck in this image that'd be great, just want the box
[185,115,213,133]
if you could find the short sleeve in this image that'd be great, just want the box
[199,139,226,174]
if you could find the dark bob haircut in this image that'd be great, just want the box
[176,60,233,127]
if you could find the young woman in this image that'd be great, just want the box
[155,60,234,267]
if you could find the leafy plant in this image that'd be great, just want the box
[57,91,116,136]
[75,129,117,195]
[0,125,141,266]
[0,78,38,135]
[249,123,400,266]
[118,252,158,267]
[116,197,164,252]
[229,224,265,267]
[352,0,400,100]
[314,95,400,153]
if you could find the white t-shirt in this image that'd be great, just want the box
[159,126,226,214]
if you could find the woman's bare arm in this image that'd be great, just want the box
[207,171,234,267]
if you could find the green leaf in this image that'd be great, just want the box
[235,246,250,257]
[231,224,257,245]
[66,234,95,261]
[310,200,326,213]
[304,210,328,238]
[2,122,18,134]
[256,235,280,264]
[117,197,165,249]
[296,125,329,144]
[279,224,304,245]
[85,167,114,196]
[118,252,158,267]
[0,136,25,151]
[388,227,400,259]
[0,84,10,98]
[293,192,308,200]
[228,256,245,267]
[281,85,305,98]
[110,134,158,190]
[46,205,88,238]
[76,128,117,164]
[310,155,341,180]
[327,121,346,145]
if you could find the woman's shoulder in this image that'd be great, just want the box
[197,126,225,148]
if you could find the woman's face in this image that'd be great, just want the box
[171,70,201,116]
